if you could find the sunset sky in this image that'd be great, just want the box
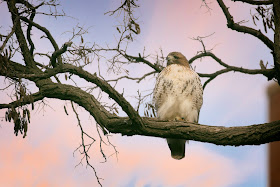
[0,0,274,186]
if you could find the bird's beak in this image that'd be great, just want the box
[166,55,171,61]
[166,55,173,66]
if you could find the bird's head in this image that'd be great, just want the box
[166,52,190,68]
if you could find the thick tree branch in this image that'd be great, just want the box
[108,118,280,146]
[7,0,35,67]
[0,58,144,129]
[1,57,279,146]
[2,78,279,146]
[273,0,280,82]
[24,1,37,56]
[233,0,273,5]
[0,54,35,76]
[15,0,44,56]
[217,0,274,50]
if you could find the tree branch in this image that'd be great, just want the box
[19,16,63,66]
[123,53,162,72]
[199,69,232,89]
[0,91,43,109]
[232,0,273,5]
[1,57,279,146]
[217,0,274,50]
[0,58,144,129]
[51,42,72,67]
[0,17,18,53]
[70,101,102,186]
[190,51,276,80]
[105,70,157,83]
[273,0,280,83]
[7,0,35,67]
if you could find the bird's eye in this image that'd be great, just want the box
[174,56,179,59]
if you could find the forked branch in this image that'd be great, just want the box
[217,0,274,50]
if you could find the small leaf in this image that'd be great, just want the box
[64,105,68,115]
[31,102,34,110]
[5,111,8,121]
[263,19,267,33]
[116,27,121,33]
[23,121,28,138]
[252,16,256,26]
[8,111,12,122]
[27,109,30,123]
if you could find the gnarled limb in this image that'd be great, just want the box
[1,77,280,146]
[1,55,280,146]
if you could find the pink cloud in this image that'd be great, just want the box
[98,140,261,187]
[0,98,261,187]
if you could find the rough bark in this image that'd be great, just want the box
[274,0,280,82]
[1,55,280,146]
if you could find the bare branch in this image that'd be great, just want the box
[232,0,273,5]
[0,17,18,53]
[199,69,232,89]
[51,42,72,67]
[105,0,140,35]
[19,16,60,56]
[106,70,157,83]
[123,53,163,72]
[189,48,276,89]
[71,101,102,186]
[217,0,274,50]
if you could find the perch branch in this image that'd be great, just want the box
[1,58,279,146]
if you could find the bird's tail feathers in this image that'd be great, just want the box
[167,138,186,160]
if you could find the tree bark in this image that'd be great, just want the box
[274,0,280,82]
[1,55,280,146]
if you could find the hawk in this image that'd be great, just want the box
[153,52,203,160]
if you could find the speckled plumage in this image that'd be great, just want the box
[153,52,203,159]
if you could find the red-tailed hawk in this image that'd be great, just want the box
[153,52,203,160]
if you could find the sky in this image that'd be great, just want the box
[0,0,274,186]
